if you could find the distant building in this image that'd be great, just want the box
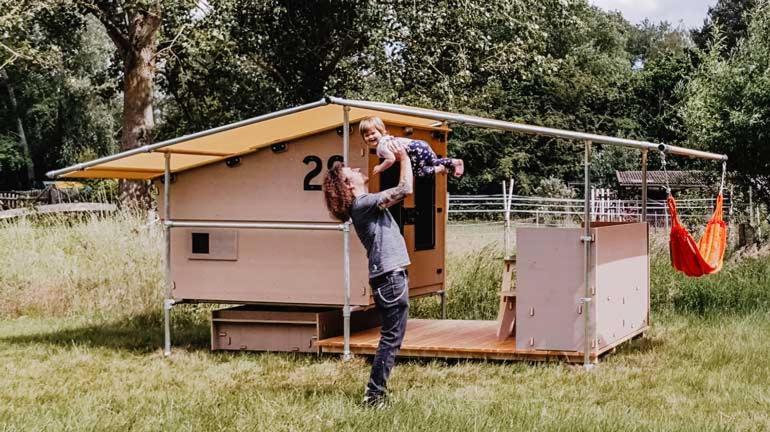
[615,170,708,200]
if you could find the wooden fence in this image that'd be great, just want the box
[0,192,35,210]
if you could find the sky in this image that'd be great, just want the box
[590,0,717,29]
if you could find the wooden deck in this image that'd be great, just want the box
[316,319,644,362]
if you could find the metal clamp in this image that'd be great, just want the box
[163,298,176,310]
[580,235,594,242]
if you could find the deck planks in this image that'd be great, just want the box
[316,319,647,363]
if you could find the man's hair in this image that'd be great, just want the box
[359,116,387,137]
[323,164,354,221]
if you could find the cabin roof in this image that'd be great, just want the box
[49,101,446,180]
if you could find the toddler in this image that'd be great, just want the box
[359,117,464,177]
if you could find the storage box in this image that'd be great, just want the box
[211,305,381,353]
[515,222,649,355]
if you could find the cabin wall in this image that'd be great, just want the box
[157,125,446,306]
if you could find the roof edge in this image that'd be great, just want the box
[47,98,329,179]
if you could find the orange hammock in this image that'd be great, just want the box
[667,193,727,277]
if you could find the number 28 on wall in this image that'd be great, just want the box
[303,155,344,191]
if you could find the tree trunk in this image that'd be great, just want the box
[0,69,35,188]
[118,10,161,209]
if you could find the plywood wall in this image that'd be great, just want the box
[158,125,447,306]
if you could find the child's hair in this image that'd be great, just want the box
[359,116,387,137]
[322,163,354,221]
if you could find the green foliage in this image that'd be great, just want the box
[3,0,765,199]
[1,11,118,188]
[682,1,770,210]
[651,252,770,314]
[360,1,662,194]
[156,0,386,137]
[692,0,756,55]
[534,177,576,198]
[0,135,27,173]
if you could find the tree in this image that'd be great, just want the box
[155,0,386,138]
[683,2,770,211]
[74,0,169,208]
[692,0,756,56]
[0,69,34,187]
[0,0,95,189]
[363,0,645,194]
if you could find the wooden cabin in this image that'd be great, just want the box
[49,98,729,364]
[157,120,448,307]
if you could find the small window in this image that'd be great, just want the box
[192,232,210,254]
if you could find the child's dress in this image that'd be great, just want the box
[378,137,455,176]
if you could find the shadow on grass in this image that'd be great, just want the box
[609,333,665,358]
[0,312,211,353]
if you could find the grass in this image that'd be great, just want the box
[0,211,162,318]
[1,211,770,431]
[1,312,769,431]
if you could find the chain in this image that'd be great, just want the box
[720,161,727,196]
[660,151,671,195]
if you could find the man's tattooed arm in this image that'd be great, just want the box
[378,144,413,209]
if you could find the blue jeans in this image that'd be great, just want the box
[365,269,409,398]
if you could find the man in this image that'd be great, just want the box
[322,142,413,408]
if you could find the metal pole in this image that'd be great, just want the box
[506,180,513,256]
[641,150,648,223]
[165,221,345,230]
[503,180,509,256]
[325,97,728,161]
[440,290,446,319]
[163,152,172,357]
[342,105,352,361]
[342,223,352,360]
[582,141,594,369]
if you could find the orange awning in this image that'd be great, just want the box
[50,102,444,180]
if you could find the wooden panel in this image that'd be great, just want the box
[171,228,371,305]
[515,227,592,352]
[213,322,317,352]
[185,229,238,261]
[159,129,362,223]
[211,305,380,353]
[594,222,649,347]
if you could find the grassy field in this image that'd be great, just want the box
[1,213,770,431]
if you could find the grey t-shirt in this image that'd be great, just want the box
[350,192,410,278]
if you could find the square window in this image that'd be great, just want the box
[192,232,209,254]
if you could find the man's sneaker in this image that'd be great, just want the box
[361,394,388,409]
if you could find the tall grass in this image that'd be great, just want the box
[0,211,163,318]
[1,213,769,320]
[651,253,770,314]
[412,245,502,320]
